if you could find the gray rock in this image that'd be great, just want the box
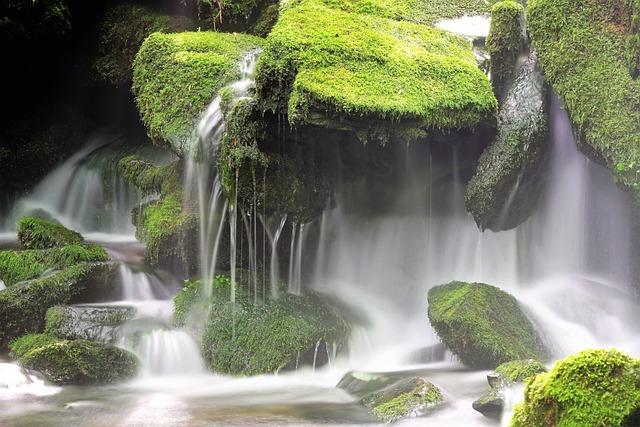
[45,305,136,343]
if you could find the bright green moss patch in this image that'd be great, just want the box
[362,377,443,422]
[496,359,547,383]
[527,0,640,200]
[427,281,549,368]
[0,244,108,286]
[10,333,138,385]
[511,349,640,427]
[255,0,497,142]
[486,1,523,97]
[17,216,83,249]
[93,4,195,86]
[132,31,264,155]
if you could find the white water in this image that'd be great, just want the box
[0,363,60,398]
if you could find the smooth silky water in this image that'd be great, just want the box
[1,79,639,425]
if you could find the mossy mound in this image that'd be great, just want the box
[527,0,640,200]
[496,358,547,383]
[465,52,549,231]
[255,0,497,143]
[0,262,118,350]
[93,4,195,86]
[0,244,108,286]
[17,216,83,249]
[486,1,523,97]
[10,333,138,385]
[132,31,264,155]
[511,349,640,426]
[427,281,548,368]
[187,275,349,375]
[45,305,136,343]
[362,377,443,422]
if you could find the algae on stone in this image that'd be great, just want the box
[427,281,549,368]
[362,376,443,422]
[511,349,640,426]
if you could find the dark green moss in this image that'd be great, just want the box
[496,359,547,383]
[362,377,443,422]
[486,1,523,97]
[132,31,264,154]
[17,216,83,249]
[117,154,176,197]
[255,0,497,142]
[465,52,549,231]
[251,2,280,36]
[10,333,138,385]
[0,244,108,286]
[0,263,118,350]
[527,0,640,200]
[427,281,549,368]
[93,4,195,86]
[511,349,640,426]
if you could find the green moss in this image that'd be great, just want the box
[527,0,640,200]
[0,244,108,286]
[93,4,195,86]
[117,154,176,197]
[511,349,640,427]
[0,263,117,350]
[132,31,264,154]
[255,0,497,142]
[496,359,547,383]
[199,274,349,375]
[9,333,138,385]
[465,52,549,231]
[362,377,443,422]
[17,216,83,249]
[486,1,523,97]
[172,275,231,327]
[427,281,549,368]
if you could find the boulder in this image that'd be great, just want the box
[17,216,83,249]
[527,0,640,201]
[427,281,549,368]
[45,305,136,343]
[465,51,549,231]
[9,333,138,385]
[337,371,400,398]
[511,349,640,426]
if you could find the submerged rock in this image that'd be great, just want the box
[361,377,443,423]
[511,349,640,426]
[255,0,497,143]
[473,359,547,419]
[45,305,136,343]
[465,51,549,231]
[17,216,83,250]
[10,333,138,385]
[427,281,549,368]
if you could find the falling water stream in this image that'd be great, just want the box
[2,63,640,425]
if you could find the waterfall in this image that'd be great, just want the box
[262,214,288,297]
[118,264,170,301]
[131,329,206,376]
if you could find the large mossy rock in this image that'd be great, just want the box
[17,216,83,249]
[45,305,136,343]
[361,377,443,422]
[178,276,349,375]
[427,281,549,368]
[132,31,264,155]
[511,349,640,426]
[255,0,497,143]
[0,262,119,350]
[486,1,524,98]
[527,0,640,201]
[465,51,549,231]
[93,4,195,86]
[10,333,138,385]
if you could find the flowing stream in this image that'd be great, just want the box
[1,73,640,426]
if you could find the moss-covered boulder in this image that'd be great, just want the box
[473,359,547,419]
[511,349,640,426]
[255,0,497,143]
[10,333,138,385]
[180,276,349,375]
[465,51,549,231]
[132,31,264,155]
[0,244,108,286]
[93,4,195,86]
[427,281,549,368]
[17,216,83,249]
[527,0,640,201]
[45,305,136,343]
[0,262,119,350]
[362,377,443,423]
[486,1,524,98]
